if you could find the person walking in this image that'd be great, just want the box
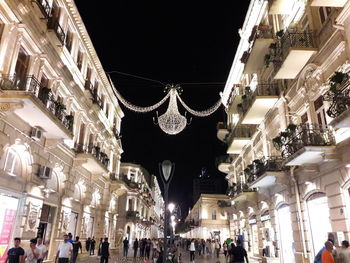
[145,239,151,259]
[122,238,129,257]
[6,238,25,263]
[314,239,334,263]
[71,236,82,263]
[223,242,228,262]
[322,241,335,263]
[24,239,40,263]
[85,238,91,253]
[230,240,248,263]
[189,239,196,263]
[55,234,73,263]
[90,237,96,256]
[338,240,350,263]
[133,238,139,258]
[100,238,109,263]
[215,240,221,258]
[36,237,48,263]
[98,238,103,256]
[139,238,145,258]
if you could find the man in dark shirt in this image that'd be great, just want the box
[231,239,249,263]
[123,238,129,257]
[6,237,25,263]
[71,236,82,263]
[100,238,109,263]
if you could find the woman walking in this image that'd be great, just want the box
[189,239,196,263]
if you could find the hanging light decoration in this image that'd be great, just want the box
[156,87,188,135]
[109,77,223,135]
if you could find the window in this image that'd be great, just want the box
[37,204,56,242]
[65,30,73,53]
[212,210,217,220]
[105,103,109,118]
[3,149,17,175]
[319,7,332,24]
[76,50,83,71]
[15,48,30,80]
[314,96,327,127]
[301,112,308,124]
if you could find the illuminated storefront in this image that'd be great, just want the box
[248,215,259,256]
[260,211,276,258]
[306,193,331,257]
[277,204,295,263]
[0,194,20,263]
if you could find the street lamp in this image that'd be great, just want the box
[159,160,175,263]
[168,203,175,213]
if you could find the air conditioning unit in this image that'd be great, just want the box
[38,166,52,179]
[30,126,43,141]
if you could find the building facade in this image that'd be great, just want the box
[217,0,350,263]
[115,163,164,245]
[0,0,160,261]
[182,194,230,242]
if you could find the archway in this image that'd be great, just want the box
[277,204,295,263]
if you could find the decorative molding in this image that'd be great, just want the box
[0,102,23,113]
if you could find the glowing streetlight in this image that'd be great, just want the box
[168,203,175,213]
[170,215,175,221]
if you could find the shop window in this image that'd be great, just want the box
[37,204,56,242]
[15,47,30,81]
[212,210,216,220]
[68,211,78,237]
[319,7,332,24]
[277,204,295,263]
[314,96,327,127]
[306,192,331,257]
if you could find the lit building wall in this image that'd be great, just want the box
[218,1,350,263]
[0,0,126,259]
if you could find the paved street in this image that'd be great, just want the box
[77,249,259,263]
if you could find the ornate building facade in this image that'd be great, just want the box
[217,0,350,263]
[0,0,163,261]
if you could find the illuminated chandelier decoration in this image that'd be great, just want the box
[112,83,222,135]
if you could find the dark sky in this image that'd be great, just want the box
[74,0,250,216]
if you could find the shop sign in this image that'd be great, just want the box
[261,214,270,222]
[249,218,257,225]
[0,195,19,263]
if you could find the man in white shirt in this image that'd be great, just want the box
[55,234,73,263]
[36,238,48,263]
[339,240,350,263]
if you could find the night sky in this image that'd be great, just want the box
[74,1,250,216]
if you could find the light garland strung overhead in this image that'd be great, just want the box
[110,79,223,135]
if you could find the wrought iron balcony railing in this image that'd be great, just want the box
[273,124,335,159]
[245,157,283,184]
[217,200,231,208]
[227,182,256,198]
[248,25,273,43]
[47,17,65,45]
[323,78,350,118]
[225,124,257,145]
[120,174,140,189]
[74,143,110,168]
[238,84,279,115]
[33,0,51,18]
[0,75,73,132]
[126,210,139,219]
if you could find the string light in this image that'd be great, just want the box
[111,81,223,135]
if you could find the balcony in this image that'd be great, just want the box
[273,124,336,166]
[91,90,103,110]
[269,0,293,14]
[311,0,347,7]
[217,200,231,208]
[274,31,317,79]
[217,122,229,142]
[227,183,257,202]
[32,0,51,18]
[120,174,141,190]
[126,211,139,220]
[226,125,257,154]
[243,26,274,74]
[215,155,233,173]
[0,75,73,139]
[245,157,284,188]
[74,143,110,174]
[47,16,65,46]
[323,76,350,128]
[239,84,280,124]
